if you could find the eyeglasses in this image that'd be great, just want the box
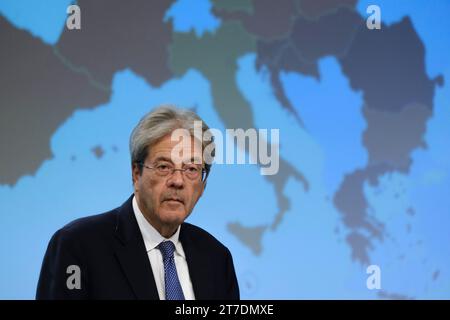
[139,162,208,182]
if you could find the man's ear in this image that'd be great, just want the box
[132,163,140,189]
[197,181,206,199]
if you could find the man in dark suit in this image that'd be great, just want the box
[36,106,239,300]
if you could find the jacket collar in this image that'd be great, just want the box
[113,195,159,299]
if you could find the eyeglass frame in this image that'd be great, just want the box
[137,161,210,182]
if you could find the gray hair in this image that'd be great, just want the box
[129,105,215,179]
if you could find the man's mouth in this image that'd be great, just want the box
[163,198,184,204]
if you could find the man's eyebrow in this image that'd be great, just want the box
[151,156,203,164]
[152,156,174,163]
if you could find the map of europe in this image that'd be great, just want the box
[1,0,449,299]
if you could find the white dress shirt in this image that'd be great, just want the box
[132,196,195,300]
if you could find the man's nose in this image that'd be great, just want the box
[166,169,185,188]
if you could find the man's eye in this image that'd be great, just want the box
[185,166,200,173]
[157,164,170,170]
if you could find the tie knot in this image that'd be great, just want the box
[158,241,175,260]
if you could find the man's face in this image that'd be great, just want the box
[132,132,205,237]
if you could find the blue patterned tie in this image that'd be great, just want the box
[158,241,185,300]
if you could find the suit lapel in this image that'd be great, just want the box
[113,196,159,300]
[180,225,214,299]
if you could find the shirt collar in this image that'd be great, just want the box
[132,195,185,258]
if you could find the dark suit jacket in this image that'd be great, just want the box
[36,195,240,300]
